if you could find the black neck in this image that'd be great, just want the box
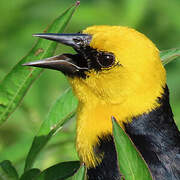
[87,135,122,180]
[125,85,180,180]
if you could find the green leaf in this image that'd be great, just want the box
[0,160,19,180]
[0,1,79,125]
[112,117,153,180]
[38,88,78,136]
[20,169,41,180]
[24,88,78,172]
[72,165,85,180]
[160,48,180,65]
[35,161,80,180]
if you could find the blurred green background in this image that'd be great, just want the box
[0,0,180,175]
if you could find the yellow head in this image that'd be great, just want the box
[70,26,166,112]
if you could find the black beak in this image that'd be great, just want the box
[23,33,92,77]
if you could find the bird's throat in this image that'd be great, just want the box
[76,102,115,168]
[75,89,166,168]
[70,74,166,168]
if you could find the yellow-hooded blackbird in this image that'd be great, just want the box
[24,26,180,180]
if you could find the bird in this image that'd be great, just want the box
[23,25,180,180]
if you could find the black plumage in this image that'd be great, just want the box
[87,135,122,180]
[125,85,180,180]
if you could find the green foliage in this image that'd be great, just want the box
[72,165,85,180]
[34,161,80,180]
[112,118,152,180]
[24,89,78,172]
[0,2,80,179]
[0,1,78,126]
[160,48,180,65]
[0,160,19,180]
[20,169,41,180]
[0,0,179,179]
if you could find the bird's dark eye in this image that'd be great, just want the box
[96,52,115,68]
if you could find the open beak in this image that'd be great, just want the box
[23,33,92,77]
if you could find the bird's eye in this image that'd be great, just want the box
[96,52,115,68]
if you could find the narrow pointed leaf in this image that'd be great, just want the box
[0,160,19,180]
[24,88,78,172]
[72,165,85,180]
[0,1,79,125]
[35,161,80,180]
[20,169,41,180]
[160,48,180,65]
[112,118,153,180]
